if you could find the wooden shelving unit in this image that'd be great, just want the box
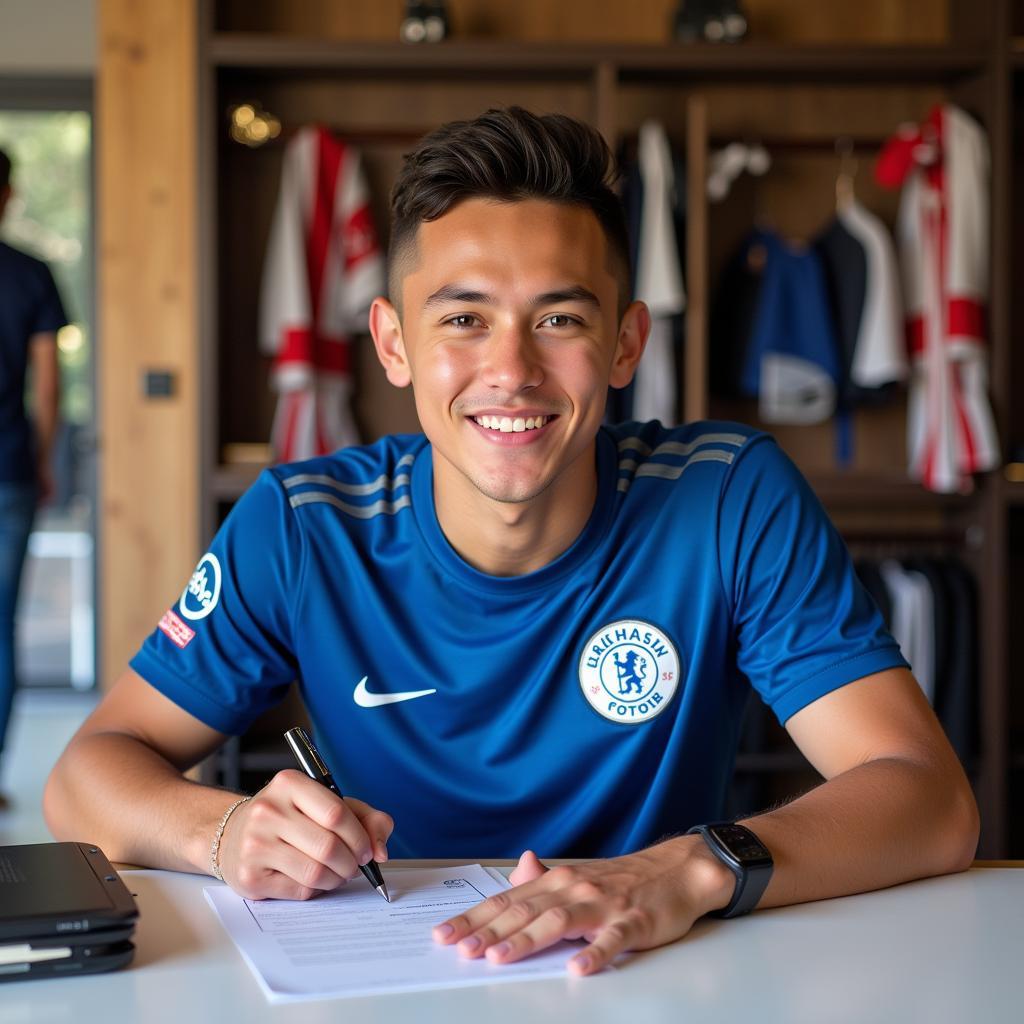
[209,36,989,80]
[1004,478,1024,505]
[195,0,1021,856]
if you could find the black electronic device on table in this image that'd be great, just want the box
[0,842,139,981]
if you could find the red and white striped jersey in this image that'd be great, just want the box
[881,104,999,493]
[259,125,384,462]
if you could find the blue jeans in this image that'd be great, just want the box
[0,481,36,761]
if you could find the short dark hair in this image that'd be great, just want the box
[388,107,630,314]
[0,148,11,191]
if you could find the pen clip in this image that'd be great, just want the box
[284,726,330,778]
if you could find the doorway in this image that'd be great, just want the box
[0,82,95,691]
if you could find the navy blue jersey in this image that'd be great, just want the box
[0,242,68,483]
[132,422,905,858]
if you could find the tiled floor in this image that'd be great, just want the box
[0,688,97,846]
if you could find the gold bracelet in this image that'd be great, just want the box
[210,795,251,882]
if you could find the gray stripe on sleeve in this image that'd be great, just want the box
[634,450,735,479]
[618,448,737,494]
[616,431,746,458]
[647,433,747,458]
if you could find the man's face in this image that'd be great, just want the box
[373,198,645,509]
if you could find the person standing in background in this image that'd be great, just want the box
[0,146,65,808]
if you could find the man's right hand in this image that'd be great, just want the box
[217,769,394,900]
[44,671,395,887]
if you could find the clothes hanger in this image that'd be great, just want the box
[834,136,857,213]
[707,139,771,202]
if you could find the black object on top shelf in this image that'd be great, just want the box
[672,0,748,44]
[400,2,450,45]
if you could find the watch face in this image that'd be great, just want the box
[709,824,773,866]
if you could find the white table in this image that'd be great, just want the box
[2,864,1021,1023]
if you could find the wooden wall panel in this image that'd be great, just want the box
[98,0,198,685]
[215,0,948,44]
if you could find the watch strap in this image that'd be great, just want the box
[686,821,774,918]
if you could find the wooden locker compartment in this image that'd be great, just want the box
[186,0,1015,852]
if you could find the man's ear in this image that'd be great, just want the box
[609,300,651,389]
[369,297,412,388]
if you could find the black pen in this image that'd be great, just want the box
[283,726,391,903]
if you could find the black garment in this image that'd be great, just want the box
[855,559,893,628]
[814,216,899,409]
[815,217,867,401]
[621,153,644,293]
[608,153,645,423]
[936,559,978,764]
[709,236,763,399]
[666,150,688,424]
[0,242,68,483]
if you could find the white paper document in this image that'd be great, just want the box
[204,864,579,1002]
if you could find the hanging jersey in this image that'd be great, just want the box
[710,236,762,400]
[734,230,841,425]
[816,201,908,406]
[934,559,977,763]
[885,105,999,492]
[632,121,686,425]
[814,216,868,398]
[840,200,907,391]
[131,422,905,859]
[879,560,935,704]
[259,125,384,462]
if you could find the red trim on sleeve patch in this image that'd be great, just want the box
[158,609,196,649]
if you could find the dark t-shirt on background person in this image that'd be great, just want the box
[0,240,67,483]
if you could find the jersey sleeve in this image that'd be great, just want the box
[717,435,907,724]
[129,470,301,734]
[31,262,68,335]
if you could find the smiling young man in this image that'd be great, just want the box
[45,108,978,977]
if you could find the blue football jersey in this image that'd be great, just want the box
[131,421,905,858]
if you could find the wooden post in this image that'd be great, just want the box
[684,93,708,423]
[592,59,618,148]
[97,0,199,685]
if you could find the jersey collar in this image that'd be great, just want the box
[411,429,617,595]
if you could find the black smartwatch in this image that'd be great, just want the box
[685,821,774,918]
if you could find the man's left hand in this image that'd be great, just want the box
[431,839,733,975]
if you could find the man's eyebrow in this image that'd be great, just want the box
[422,285,493,310]
[422,284,602,311]
[531,286,602,309]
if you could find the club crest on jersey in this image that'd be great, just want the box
[578,619,681,724]
[179,552,222,621]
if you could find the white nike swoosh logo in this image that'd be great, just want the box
[353,676,437,708]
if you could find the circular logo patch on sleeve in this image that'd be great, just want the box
[578,619,681,723]
[179,552,222,621]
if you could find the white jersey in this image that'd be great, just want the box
[633,121,685,425]
[259,126,384,462]
[838,199,907,390]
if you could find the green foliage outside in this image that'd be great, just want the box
[0,111,92,425]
